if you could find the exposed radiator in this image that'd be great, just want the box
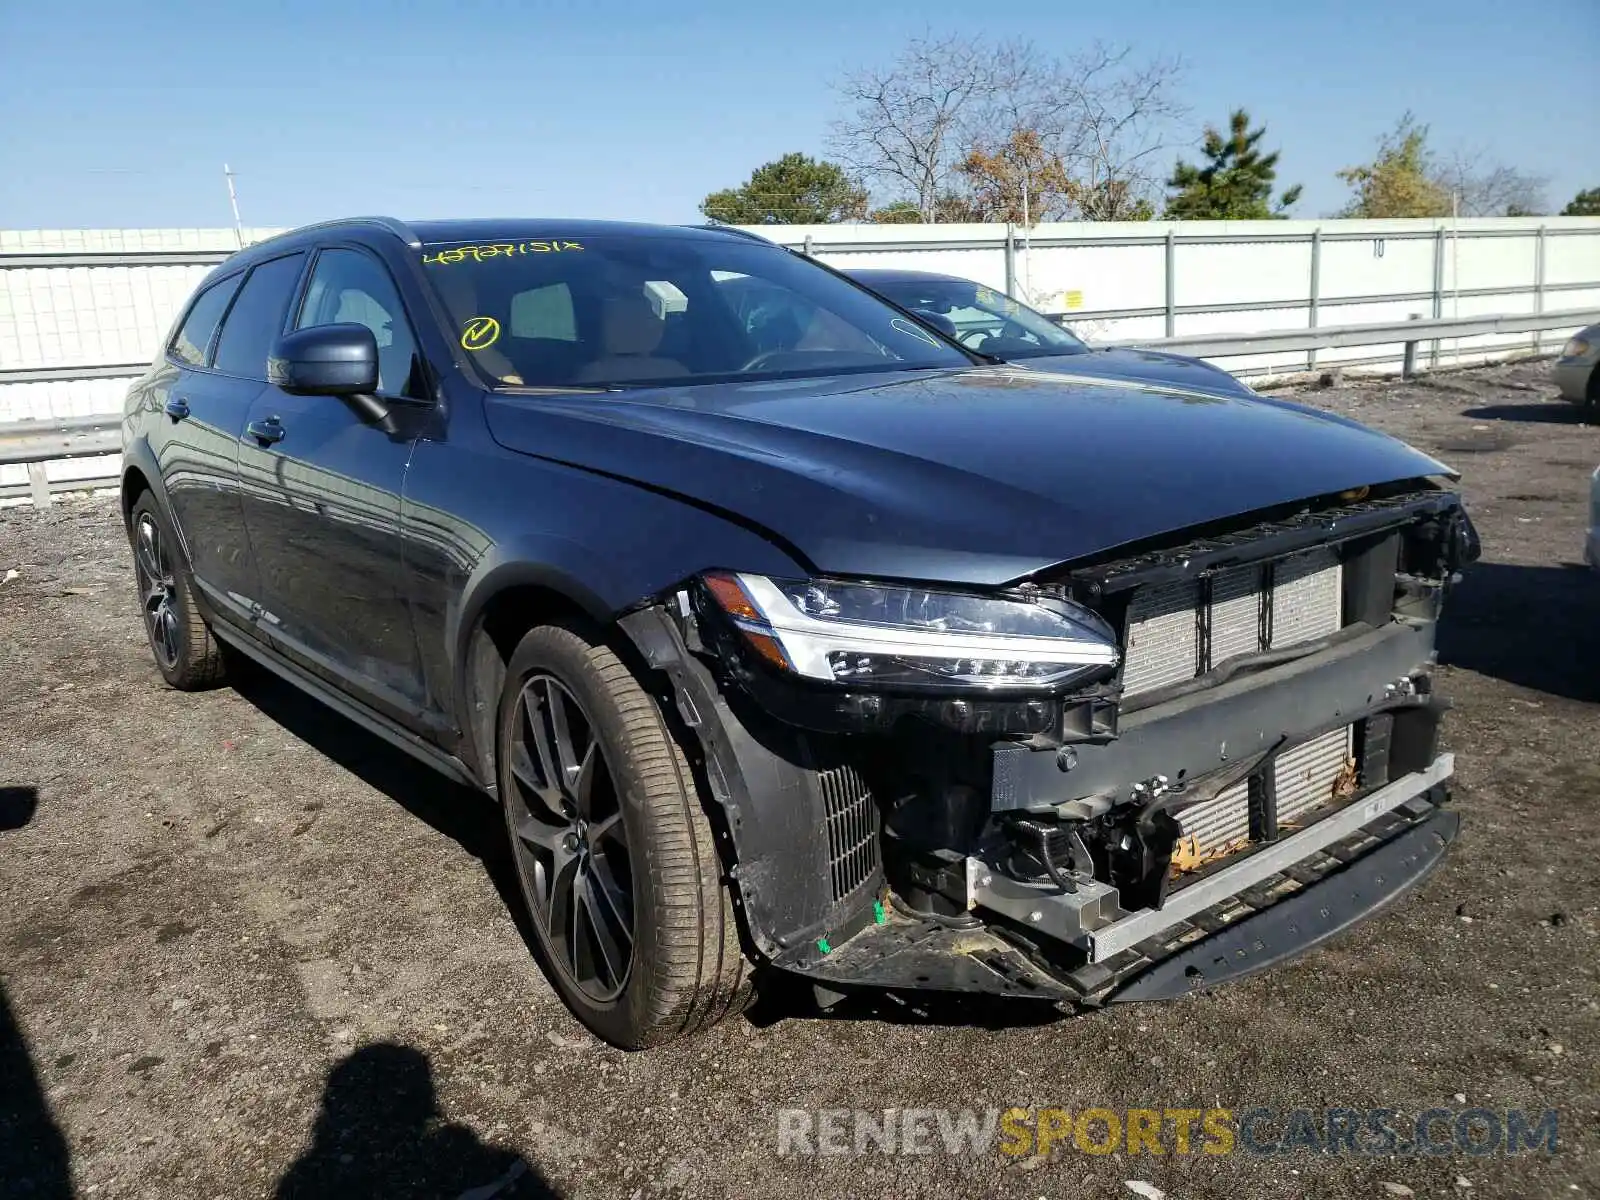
[1121,548,1344,698]
[1174,725,1355,866]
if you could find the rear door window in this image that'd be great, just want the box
[212,253,307,381]
[169,273,242,367]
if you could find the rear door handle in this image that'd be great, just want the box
[164,397,190,420]
[246,417,285,445]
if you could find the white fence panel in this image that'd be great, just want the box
[2,217,1598,450]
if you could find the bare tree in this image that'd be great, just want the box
[1020,43,1186,220]
[830,34,1185,223]
[1432,149,1550,216]
[828,33,1003,222]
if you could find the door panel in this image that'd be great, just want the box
[147,272,262,625]
[157,371,271,624]
[238,246,434,728]
[237,395,427,721]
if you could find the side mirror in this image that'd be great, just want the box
[269,324,379,396]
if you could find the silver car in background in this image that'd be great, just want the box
[1556,324,1599,408]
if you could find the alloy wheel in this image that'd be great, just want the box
[133,512,181,669]
[505,674,635,1003]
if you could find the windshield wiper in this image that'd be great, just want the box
[497,383,629,395]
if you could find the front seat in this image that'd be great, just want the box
[573,292,688,384]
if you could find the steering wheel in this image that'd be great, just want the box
[738,348,800,373]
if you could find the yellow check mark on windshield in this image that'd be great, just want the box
[461,316,501,351]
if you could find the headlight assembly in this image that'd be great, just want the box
[1562,336,1592,360]
[700,572,1119,692]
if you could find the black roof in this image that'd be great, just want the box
[228,217,770,271]
[408,218,760,246]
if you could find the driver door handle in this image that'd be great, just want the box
[246,416,285,445]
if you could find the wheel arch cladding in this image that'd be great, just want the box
[618,606,886,966]
[447,510,807,790]
[460,576,598,790]
[120,438,166,525]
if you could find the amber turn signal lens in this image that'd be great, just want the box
[703,572,762,622]
[740,630,791,670]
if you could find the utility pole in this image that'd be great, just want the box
[223,164,244,249]
[1020,170,1032,302]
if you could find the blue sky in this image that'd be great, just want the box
[1,0,1594,230]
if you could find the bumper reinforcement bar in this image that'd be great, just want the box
[1107,806,1459,1001]
[1084,753,1452,962]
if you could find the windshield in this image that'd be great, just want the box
[418,234,972,389]
[868,277,1088,359]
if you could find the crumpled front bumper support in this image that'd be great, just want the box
[1109,806,1458,1001]
[795,771,1455,1005]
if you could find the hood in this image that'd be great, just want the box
[483,366,1449,587]
[1016,348,1256,399]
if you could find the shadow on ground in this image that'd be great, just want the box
[276,1043,560,1199]
[0,786,40,831]
[227,662,539,954]
[1438,562,1600,702]
[1460,401,1596,425]
[0,981,73,1199]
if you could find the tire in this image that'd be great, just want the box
[128,493,227,691]
[497,621,753,1048]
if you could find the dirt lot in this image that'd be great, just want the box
[2,360,1597,1200]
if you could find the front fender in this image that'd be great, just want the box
[411,440,810,784]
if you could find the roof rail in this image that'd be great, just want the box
[247,216,422,252]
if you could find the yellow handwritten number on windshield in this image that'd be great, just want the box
[461,316,501,351]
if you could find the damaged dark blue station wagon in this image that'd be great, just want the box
[121,218,1476,1048]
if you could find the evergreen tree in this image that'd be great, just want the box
[1164,109,1301,220]
[701,154,867,225]
[1562,188,1600,216]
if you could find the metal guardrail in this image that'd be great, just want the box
[0,363,153,385]
[0,418,121,508]
[2,307,1592,509]
[1100,307,1600,363]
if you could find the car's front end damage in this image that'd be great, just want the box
[620,482,1477,1007]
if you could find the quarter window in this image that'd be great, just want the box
[297,248,427,398]
[169,273,242,367]
[212,254,307,380]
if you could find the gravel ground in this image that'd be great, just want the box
[1,360,1597,1200]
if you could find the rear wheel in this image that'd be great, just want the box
[128,493,226,690]
[497,622,752,1048]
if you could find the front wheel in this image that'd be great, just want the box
[497,622,752,1048]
